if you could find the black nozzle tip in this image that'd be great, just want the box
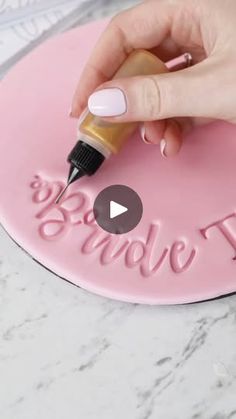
[67,140,105,176]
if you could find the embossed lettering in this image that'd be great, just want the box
[31,175,88,240]
[140,223,169,278]
[200,213,236,258]
[125,240,146,268]
[31,175,197,275]
[170,241,197,273]
[81,228,129,265]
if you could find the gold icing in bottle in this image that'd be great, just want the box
[79,50,168,154]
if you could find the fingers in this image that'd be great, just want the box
[149,37,182,64]
[140,120,166,145]
[139,116,215,158]
[87,56,227,121]
[71,0,175,117]
[160,119,183,157]
[140,119,184,158]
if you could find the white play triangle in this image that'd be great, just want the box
[109,200,128,219]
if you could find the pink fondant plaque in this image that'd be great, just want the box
[0,19,236,304]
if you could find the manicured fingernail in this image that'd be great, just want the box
[88,88,127,117]
[68,106,72,117]
[160,139,167,158]
[140,125,152,144]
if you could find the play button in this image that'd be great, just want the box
[93,185,143,234]
[110,201,128,219]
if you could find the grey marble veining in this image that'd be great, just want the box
[0,1,236,419]
[1,225,236,419]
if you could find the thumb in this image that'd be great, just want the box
[88,56,229,122]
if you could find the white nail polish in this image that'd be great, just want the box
[140,125,148,143]
[160,139,167,158]
[88,88,127,117]
[140,125,152,144]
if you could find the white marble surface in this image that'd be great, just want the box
[0,1,236,419]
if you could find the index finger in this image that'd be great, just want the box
[71,0,173,117]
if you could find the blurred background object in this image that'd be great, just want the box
[0,0,140,78]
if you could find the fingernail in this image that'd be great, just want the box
[160,139,167,158]
[140,125,152,144]
[88,88,127,117]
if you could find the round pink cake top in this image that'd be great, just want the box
[0,19,236,304]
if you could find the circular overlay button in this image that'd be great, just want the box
[93,185,143,234]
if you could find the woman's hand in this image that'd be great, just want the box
[71,0,236,157]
